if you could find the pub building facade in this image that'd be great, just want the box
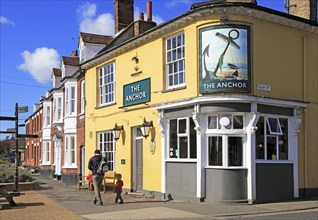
[82,0,317,203]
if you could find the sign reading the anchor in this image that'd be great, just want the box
[199,25,250,93]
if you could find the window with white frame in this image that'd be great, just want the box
[64,135,76,166]
[42,141,50,164]
[168,117,196,159]
[45,106,51,127]
[99,63,115,106]
[166,32,185,89]
[53,96,62,122]
[208,135,244,167]
[206,114,245,167]
[255,116,289,160]
[98,131,115,171]
[80,80,85,114]
[207,114,244,130]
[65,85,76,116]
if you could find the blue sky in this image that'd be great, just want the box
[0,0,284,139]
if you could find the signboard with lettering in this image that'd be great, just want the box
[199,25,250,93]
[123,78,150,107]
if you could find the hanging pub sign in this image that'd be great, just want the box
[199,25,250,93]
[123,78,151,107]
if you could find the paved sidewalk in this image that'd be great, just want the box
[0,175,317,220]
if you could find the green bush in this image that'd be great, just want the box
[0,159,32,183]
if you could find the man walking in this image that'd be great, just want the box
[88,149,107,206]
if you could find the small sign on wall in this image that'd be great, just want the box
[257,84,271,91]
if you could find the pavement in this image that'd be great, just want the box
[0,174,317,220]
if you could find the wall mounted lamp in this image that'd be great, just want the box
[139,118,153,138]
[112,123,124,141]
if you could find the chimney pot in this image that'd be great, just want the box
[71,50,78,57]
[147,1,152,21]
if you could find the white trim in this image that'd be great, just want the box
[160,112,166,194]
[152,95,307,110]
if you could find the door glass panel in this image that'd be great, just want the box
[169,119,177,158]
[208,136,222,166]
[228,137,242,166]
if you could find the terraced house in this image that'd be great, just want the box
[25,0,317,204]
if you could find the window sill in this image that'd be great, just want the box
[205,166,247,169]
[165,159,197,162]
[96,102,116,110]
[40,163,51,166]
[255,160,293,164]
[62,165,77,169]
[161,85,186,93]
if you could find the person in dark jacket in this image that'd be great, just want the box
[88,149,107,206]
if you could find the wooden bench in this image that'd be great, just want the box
[103,171,116,193]
[0,185,21,206]
[78,174,93,191]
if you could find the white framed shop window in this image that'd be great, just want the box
[207,135,245,168]
[98,131,116,171]
[167,117,197,160]
[206,114,246,168]
[255,116,289,161]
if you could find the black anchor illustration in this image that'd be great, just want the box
[202,29,240,81]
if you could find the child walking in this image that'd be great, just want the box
[114,173,124,204]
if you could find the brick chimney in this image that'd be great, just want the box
[288,0,317,22]
[147,1,152,21]
[114,0,134,34]
[134,1,156,36]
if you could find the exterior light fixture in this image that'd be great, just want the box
[112,123,124,141]
[139,118,153,138]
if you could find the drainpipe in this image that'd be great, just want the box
[302,36,308,198]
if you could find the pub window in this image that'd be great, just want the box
[98,131,116,171]
[168,117,197,159]
[208,135,243,167]
[208,114,244,130]
[256,116,289,160]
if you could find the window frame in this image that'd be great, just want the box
[64,135,76,167]
[65,85,76,116]
[207,134,245,168]
[44,105,51,127]
[165,32,185,90]
[42,141,51,165]
[167,117,197,161]
[98,62,115,107]
[80,80,85,114]
[255,115,290,161]
[98,131,116,171]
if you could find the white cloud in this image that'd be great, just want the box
[0,16,15,26]
[166,0,193,8]
[77,2,114,36]
[18,47,60,84]
[134,6,164,25]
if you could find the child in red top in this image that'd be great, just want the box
[114,173,124,204]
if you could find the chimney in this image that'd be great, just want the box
[147,1,152,21]
[139,12,144,21]
[288,0,317,22]
[114,0,134,34]
[71,50,78,57]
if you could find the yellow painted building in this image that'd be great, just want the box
[82,0,317,203]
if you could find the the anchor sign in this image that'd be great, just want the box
[203,29,240,81]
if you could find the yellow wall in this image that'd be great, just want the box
[85,12,318,192]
